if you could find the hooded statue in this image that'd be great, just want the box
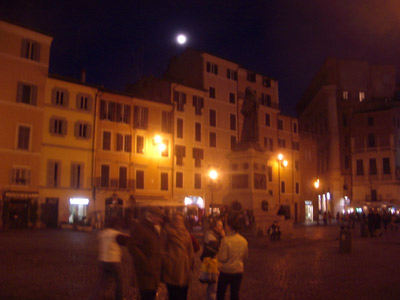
[240,87,259,144]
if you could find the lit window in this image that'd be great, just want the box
[359,91,365,102]
[343,91,349,100]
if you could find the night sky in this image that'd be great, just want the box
[1,0,400,116]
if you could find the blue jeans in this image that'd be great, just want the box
[90,261,123,300]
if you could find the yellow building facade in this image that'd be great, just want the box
[0,20,52,228]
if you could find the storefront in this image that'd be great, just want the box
[2,191,38,229]
[305,200,313,222]
[69,197,89,224]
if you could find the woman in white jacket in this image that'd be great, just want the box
[216,215,248,300]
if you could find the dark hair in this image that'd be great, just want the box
[227,214,241,232]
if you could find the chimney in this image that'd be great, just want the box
[81,69,86,83]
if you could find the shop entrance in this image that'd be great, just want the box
[9,200,29,228]
[105,196,123,226]
[45,198,59,228]
[305,201,313,222]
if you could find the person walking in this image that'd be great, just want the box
[201,219,225,300]
[89,217,128,300]
[216,214,248,300]
[128,207,165,300]
[161,212,195,300]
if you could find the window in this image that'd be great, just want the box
[17,125,31,150]
[162,111,173,133]
[292,142,300,151]
[230,114,236,130]
[265,114,270,126]
[74,121,91,139]
[193,96,204,115]
[210,132,216,147]
[293,123,298,133]
[195,123,201,142]
[209,87,216,99]
[136,170,144,189]
[295,160,299,172]
[101,165,109,187]
[264,137,273,151]
[344,135,349,147]
[174,91,187,111]
[344,156,349,169]
[210,109,216,127]
[177,119,183,138]
[368,117,374,126]
[193,148,204,168]
[383,158,391,174]
[161,173,168,191]
[47,160,61,187]
[356,160,364,176]
[21,39,40,61]
[100,101,130,123]
[229,92,236,104]
[176,172,183,188]
[116,134,124,151]
[194,173,201,189]
[262,78,271,87]
[133,106,148,129]
[342,114,347,127]
[136,136,144,153]
[49,118,67,136]
[17,82,37,105]
[227,69,237,81]
[161,139,169,157]
[296,182,300,194]
[278,119,283,130]
[278,138,286,148]
[206,62,218,75]
[359,91,365,102]
[102,131,111,150]
[368,134,376,147]
[11,167,31,185]
[343,91,349,100]
[247,71,256,82]
[76,94,93,111]
[119,166,127,188]
[369,159,377,175]
[124,135,132,152]
[230,136,236,150]
[51,88,69,107]
[175,145,185,166]
[268,166,272,182]
[261,93,271,107]
[70,163,83,189]
[281,181,286,193]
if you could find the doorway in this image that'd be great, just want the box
[45,198,59,228]
[305,201,313,222]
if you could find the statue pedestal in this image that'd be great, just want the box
[224,145,293,236]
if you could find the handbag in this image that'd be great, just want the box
[199,257,219,284]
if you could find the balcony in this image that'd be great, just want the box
[95,177,135,190]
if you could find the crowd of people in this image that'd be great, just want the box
[89,207,248,300]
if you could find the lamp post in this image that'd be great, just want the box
[277,154,288,205]
[314,179,320,224]
[208,169,218,217]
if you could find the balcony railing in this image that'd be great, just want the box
[95,177,135,190]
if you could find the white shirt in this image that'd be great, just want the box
[218,232,248,274]
[98,228,124,262]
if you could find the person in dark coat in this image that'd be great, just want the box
[128,207,165,300]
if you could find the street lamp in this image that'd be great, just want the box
[208,169,218,217]
[153,134,166,154]
[277,153,288,204]
[314,179,320,189]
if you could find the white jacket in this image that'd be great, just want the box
[218,232,248,274]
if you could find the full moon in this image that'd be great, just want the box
[176,34,187,45]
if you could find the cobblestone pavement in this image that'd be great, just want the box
[1,224,400,300]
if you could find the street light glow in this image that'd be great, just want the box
[158,143,166,152]
[277,153,283,161]
[314,179,320,189]
[176,34,187,45]
[154,135,162,144]
[283,160,288,167]
[209,169,218,180]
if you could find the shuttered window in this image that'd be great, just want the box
[17,82,37,106]
[47,160,61,187]
[103,131,111,150]
[161,173,168,191]
[136,170,144,189]
[70,163,83,189]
